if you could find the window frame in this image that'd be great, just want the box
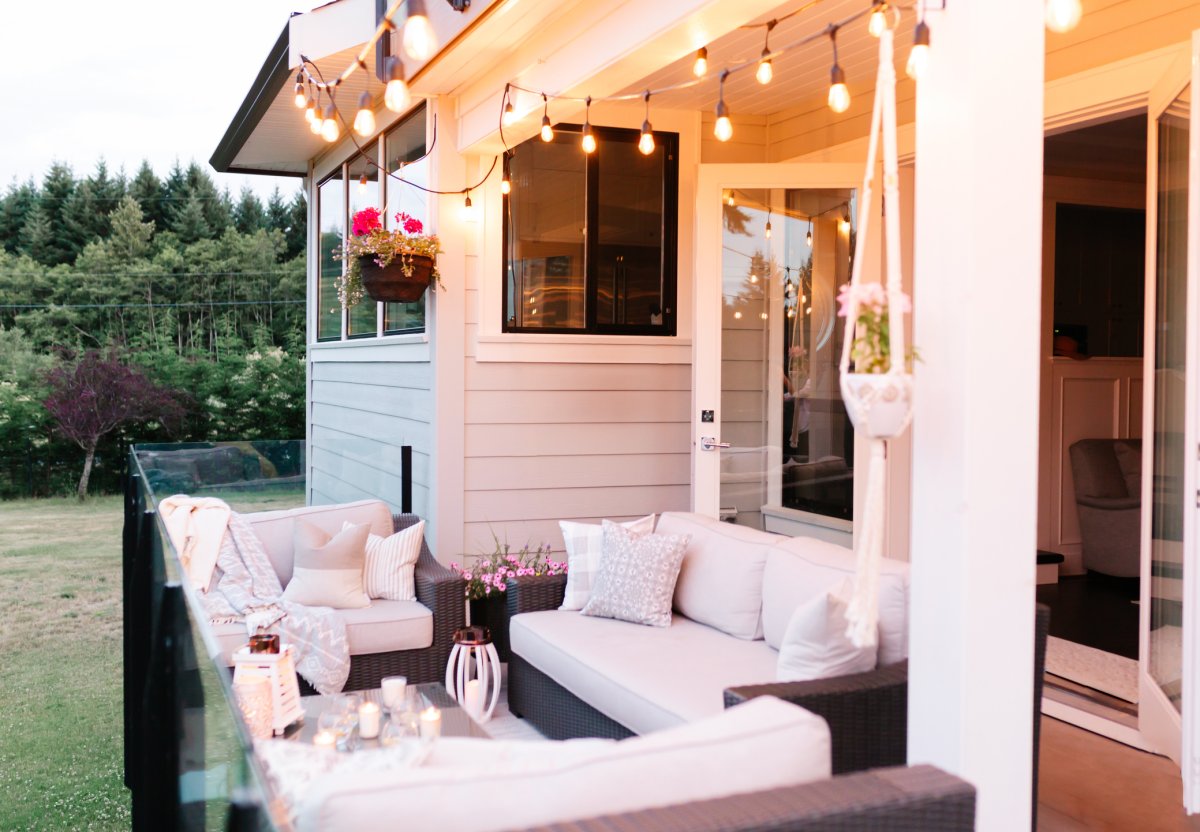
[501,124,679,337]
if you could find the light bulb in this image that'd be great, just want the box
[321,107,340,142]
[353,92,376,137]
[713,98,732,142]
[906,22,931,80]
[760,312,768,320]
[304,100,316,123]
[788,308,795,318]
[357,174,368,194]
[734,311,742,320]
[693,47,708,78]
[309,112,322,134]
[461,193,478,222]
[1045,0,1082,33]
[500,176,511,195]
[726,193,735,207]
[582,125,597,154]
[806,227,813,247]
[403,0,437,61]
[756,53,773,85]
[540,116,553,142]
[765,221,772,239]
[383,57,411,113]
[750,273,758,284]
[294,83,307,108]
[503,101,516,126]
[868,8,887,38]
[639,122,655,155]
[828,65,851,113]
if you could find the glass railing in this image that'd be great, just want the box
[124,441,306,832]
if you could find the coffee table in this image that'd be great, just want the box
[287,682,489,746]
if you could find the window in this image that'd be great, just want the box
[503,125,678,335]
[314,104,428,341]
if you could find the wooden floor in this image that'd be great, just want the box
[1039,716,1200,830]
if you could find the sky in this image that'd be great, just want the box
[0,1,308,201]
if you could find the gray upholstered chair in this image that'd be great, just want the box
[1068,438,1141,577]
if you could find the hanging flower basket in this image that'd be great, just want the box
[359,253,436,303]
[840,372,914,440]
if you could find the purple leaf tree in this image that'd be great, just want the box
[43,351,186,499]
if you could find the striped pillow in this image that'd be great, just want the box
[345,520,424,602]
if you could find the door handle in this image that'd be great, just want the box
[700,437,731,451]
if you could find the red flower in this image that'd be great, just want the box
[395,212,424,235]
[352,207,382,236]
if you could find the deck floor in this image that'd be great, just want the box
[1039,716,1200,830]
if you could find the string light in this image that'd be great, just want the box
[806,221,813,247]
[320,103,340,142]
[540,94,553,142]
[293,73,307,108]
[828,28,851,113]
[868,4,888,38]
[1045,0,1082,33]
[500,153,512,195]
[503,100,516,126]
[358,173,369,193]
[383,57,411,113]
[353,91,376,137]
[757,20,776,85]
[906,21,931,80]
[402,0,437,61]
[461,191,478,222]
[765,211,772,239]
[726,190,736,207]
[714,70,733,142]
[582,97,597,154]
[639,92,655,155]
[693,47,708,78]
[304,95,317,124]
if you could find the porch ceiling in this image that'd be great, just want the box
[614,0,893,118]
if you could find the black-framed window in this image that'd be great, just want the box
[503,125,678,335]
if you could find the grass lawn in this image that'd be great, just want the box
[0,488,304,831]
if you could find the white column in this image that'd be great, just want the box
[908,3,1043,831]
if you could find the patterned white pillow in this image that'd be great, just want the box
[559,514,656,611]
[581,521,690,628]
[344,519,424,602]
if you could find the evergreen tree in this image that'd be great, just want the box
[84,160,125,235]
[171,194,211,244]
[129,161,166,228]
[0,179,38,253]
[60,181,99,260]
[266,187,289,234]
[233,187,266,234]
[38,162,78,265]
[108,195,155,260]
[183,162,231,235]
[284,190,308,260]
[17,201,54,263]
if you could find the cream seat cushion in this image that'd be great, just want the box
[295,696,831,832]
[212,600,433,665]
[510,609,779,734]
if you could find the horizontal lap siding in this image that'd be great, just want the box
[309,358,433,527]
[462,361,692,554]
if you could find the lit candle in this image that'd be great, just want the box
[464,679,482,719]
[313,729,337,750]
[381,676,407,711]
[419,706,442,739]
[358,701,381,739]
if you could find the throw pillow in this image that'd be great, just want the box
[559,514,656,611]
[344,519,424,602]
[776,578,877,681]
[282,520,372,609]
[580,521,690,628]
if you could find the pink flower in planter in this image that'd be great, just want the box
[462,572,472,582]
[352,207,382,236]
[395,212,424,235]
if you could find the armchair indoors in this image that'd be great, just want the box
[1068,438,1141,577]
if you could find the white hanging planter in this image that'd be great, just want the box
[840,372,914,440]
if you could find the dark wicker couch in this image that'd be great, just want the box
[300,513,465,693]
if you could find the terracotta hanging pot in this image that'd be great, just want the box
[840,372,914,440]
[359,253,436,303]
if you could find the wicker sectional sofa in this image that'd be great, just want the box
[208,499,464,691]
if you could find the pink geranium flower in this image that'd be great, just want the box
[352,207,382,236]
[395,212,423,235]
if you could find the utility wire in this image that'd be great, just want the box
[0,300,305,310]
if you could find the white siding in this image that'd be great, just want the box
[308,355,434,533]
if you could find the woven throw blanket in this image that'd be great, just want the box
[203,511,350,695]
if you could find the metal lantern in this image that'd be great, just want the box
[445,625,502,723]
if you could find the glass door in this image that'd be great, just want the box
[694,165,868,543]
[1140,33,1199,810]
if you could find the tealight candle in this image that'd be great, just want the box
[381,676,407,711]
[419,706,442,739]
[313,729,337,750]
[464,678,482,719]
[358,701,381,739]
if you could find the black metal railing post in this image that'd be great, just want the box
[140,582,186,830]
[401,444,413,514]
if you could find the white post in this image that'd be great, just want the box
[908,2,1043,831]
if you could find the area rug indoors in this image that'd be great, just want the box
[1045,636,1138,704]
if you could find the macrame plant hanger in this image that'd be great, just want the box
[838,22,915,648]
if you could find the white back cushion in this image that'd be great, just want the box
[776,578,877,681]
[295,696,831,832]
[763,537,910,666]
[244,499,393,587]
[658,512,773,640]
